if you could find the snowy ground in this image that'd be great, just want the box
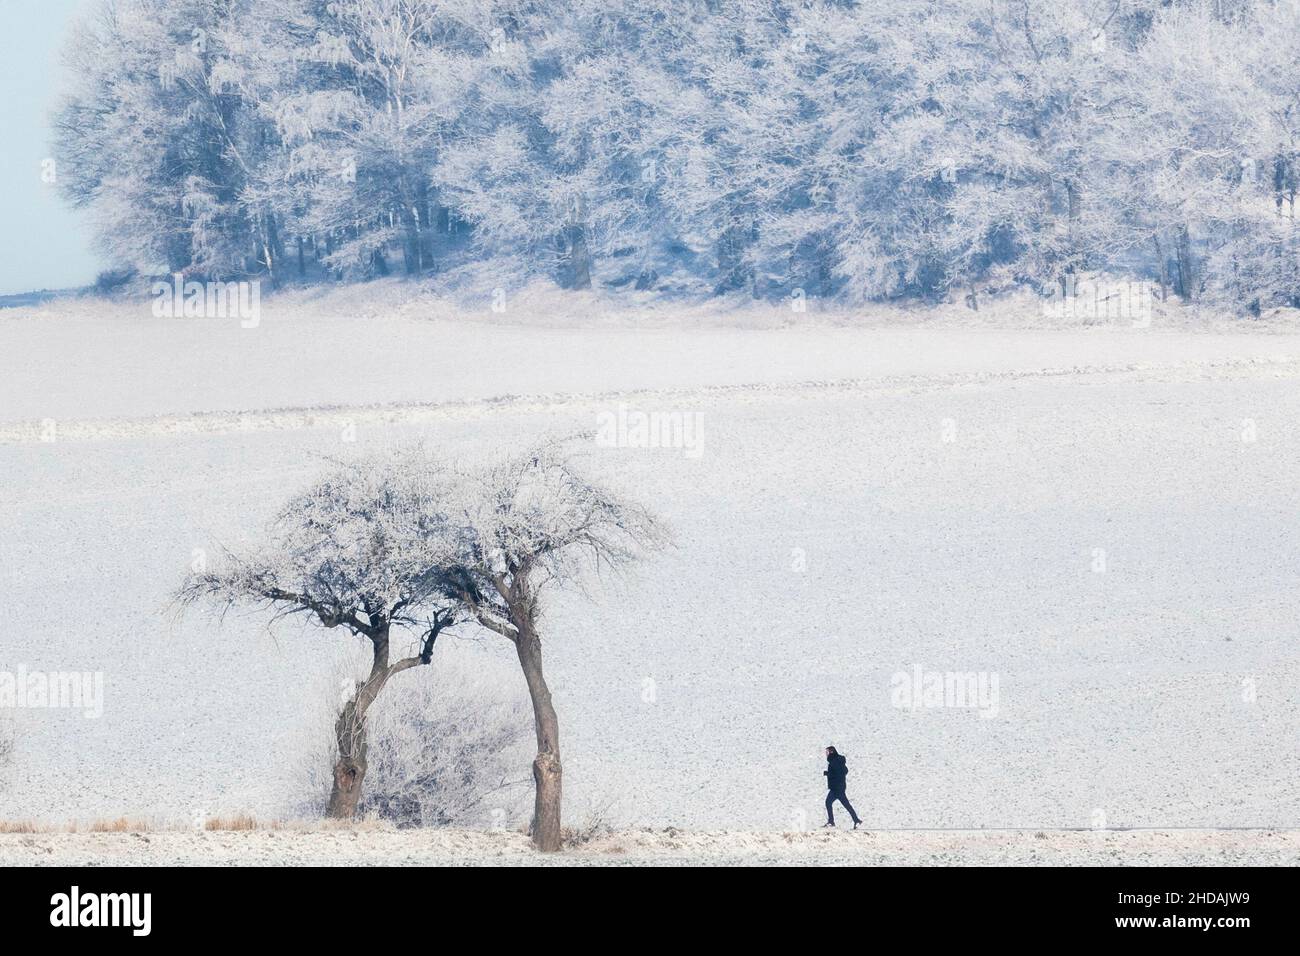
[1,827,1295,867]
[0,289,1298,427]
[1,291,1298,844]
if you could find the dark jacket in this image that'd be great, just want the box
[824,753,848,791]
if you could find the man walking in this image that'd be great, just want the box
[823,746,862,829]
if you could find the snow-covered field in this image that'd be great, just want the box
[2,827,1295,867]
[2,292,1298,845]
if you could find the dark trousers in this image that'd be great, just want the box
[825,788,860,825]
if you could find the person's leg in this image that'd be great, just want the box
[839,792,862,825]
[824,790,836,825]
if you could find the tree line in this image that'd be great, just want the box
[55,0,1300,313]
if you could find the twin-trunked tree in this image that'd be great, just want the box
[177,445,662,851]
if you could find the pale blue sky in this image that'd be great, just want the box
[0,0,103,296]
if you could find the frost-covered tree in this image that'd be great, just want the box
[659,1,825,297]
[1099,4,1249,303]
[216,0,489,281]
[429,3,606,288]
[55,0,260,277]
[176,456,464,819]
[1088,0,1300,311]
[428,445,666,851]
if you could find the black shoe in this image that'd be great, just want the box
[822,822,835,828]
[852,821,861,830]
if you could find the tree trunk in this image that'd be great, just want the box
[1153,235,1168,303]
[1175,224,1195,301]
[416,184,434,272]
[563,223,592,290]
[560,192,592,290]
[325,626,391,819]
[1065,178,1081,272]
[326,705,366,819]
[263,210,283,289]
[515,621,563,851]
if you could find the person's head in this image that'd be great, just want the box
[825,746,838,758]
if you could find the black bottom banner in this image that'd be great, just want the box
[0,864,1287,943]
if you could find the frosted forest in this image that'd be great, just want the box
[52,0,1300,313]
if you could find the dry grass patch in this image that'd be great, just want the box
[204,814,269,831]
[87,817,153,832]
[0,814,289,834]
